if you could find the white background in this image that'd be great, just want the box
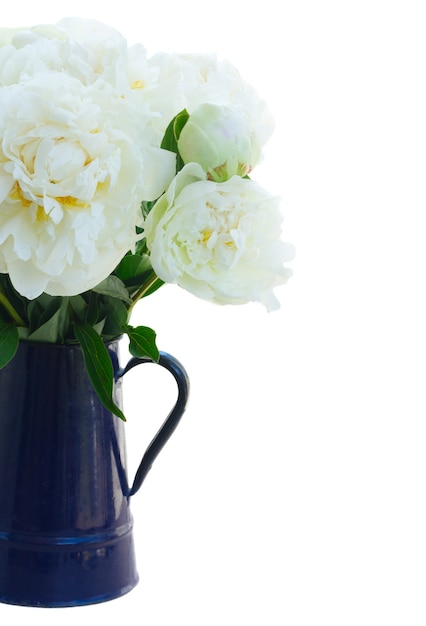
[2,1,426,624]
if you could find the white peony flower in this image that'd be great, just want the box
[143,163,294,311]
[142,52,274,148]
[0,18,135,91]
[0,19,175,300]
[178,102,262,181]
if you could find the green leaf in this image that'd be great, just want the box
[0,274,28,326]
[125,324,159,362]
[17,326,30,341]
[114,253,152,285]
[140,201,156,220]
[101,298,128,338]
[93,318,106,335]
[69,295,87,322]
[173,109,190,141]
[85,292,100,326]
[73,322,126,421]
[161,109,189,154]
[92,275,132,304]
[113,253,163,299]
[0,318,19,368]
[27,297,70,343]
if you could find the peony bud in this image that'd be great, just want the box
[177,103,262,182]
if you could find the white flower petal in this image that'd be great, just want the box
[144,165,293,309]
[0,174,14,203]
[0,22,164,299]
[7,258,49,300]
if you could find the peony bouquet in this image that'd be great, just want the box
[0,18,294,419]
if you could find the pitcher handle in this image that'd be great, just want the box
[117,351,190,497]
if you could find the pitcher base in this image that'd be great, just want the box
[0,531,139,607]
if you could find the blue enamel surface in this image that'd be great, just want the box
[0,340,189,607]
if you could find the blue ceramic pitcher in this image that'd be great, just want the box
[0,340,189,607]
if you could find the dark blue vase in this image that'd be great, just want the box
[0,340,189,607]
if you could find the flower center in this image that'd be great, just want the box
[131,80,145,89]
[58,196,90,210]
[8,180,89,224]
[9,181,32,209]
[199,200,239,253]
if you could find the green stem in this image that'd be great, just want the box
[127,272,162,318]
[0,291,25,326]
